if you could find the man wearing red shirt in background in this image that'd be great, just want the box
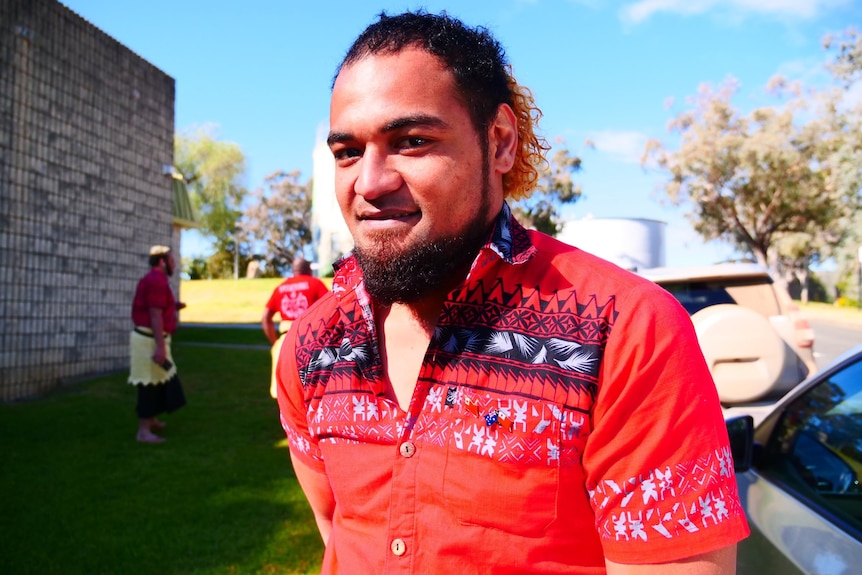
[262,256,329,398]
[276,10,748,575]
[128,245,186,443]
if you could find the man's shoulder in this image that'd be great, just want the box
[526,230,622,272]
[140,268,168,286]
[286,289,347,343]
[526,230,671,295]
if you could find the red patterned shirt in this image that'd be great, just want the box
[265,274,330,322]
[277,204,749,574]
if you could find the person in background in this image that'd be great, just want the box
[275,10,749,574]
[262,256,329,398]
[128,245,186,443]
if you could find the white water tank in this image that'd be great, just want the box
[558,217,666,271]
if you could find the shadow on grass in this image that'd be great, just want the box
[0,340,324,575]
[173,326,271,348]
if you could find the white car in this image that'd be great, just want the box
[727,343,862,574]
[641,263,816,405]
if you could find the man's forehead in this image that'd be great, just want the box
[328,50,464,139]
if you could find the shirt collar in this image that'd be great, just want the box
[484,201,537,266]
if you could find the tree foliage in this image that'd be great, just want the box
[239,170,313,277]
[822,28,862,296]
[824,27,862,87]
[175,126,248,277]
[510,144,584,236]
[643,29,862,285]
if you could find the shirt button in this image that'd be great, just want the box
[391,538,407,556]
[399,441,416,458]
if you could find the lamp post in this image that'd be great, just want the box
[232,226,240,281]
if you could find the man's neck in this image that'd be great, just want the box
[385,296,444,335]
[375,298,441,412]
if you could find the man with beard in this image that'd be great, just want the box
[128,245,186,443]
[276,11,748,574]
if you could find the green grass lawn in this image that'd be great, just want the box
[0,328,324,575]
[177,278,333,324]
[178,278,285,324]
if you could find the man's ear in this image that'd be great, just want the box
[489,103,518,175]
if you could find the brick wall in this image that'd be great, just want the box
[0,0,177,401]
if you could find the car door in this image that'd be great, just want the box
[737,355,862,575]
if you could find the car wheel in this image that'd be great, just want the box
[690,304,789,404]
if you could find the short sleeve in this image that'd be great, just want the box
[265,285,282,313]
[584,282,748,563]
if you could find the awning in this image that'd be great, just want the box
[171,175,198,229]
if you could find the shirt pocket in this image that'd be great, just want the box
[440,401,563,537]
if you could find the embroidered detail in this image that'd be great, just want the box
[462,397,523,434]
[589,448,745,543]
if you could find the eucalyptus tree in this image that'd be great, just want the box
[510,145,585,236]
[239,170,313,277]
[175,125,248,278]
[643,29,862,287]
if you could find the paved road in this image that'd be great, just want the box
[811,319,862,370]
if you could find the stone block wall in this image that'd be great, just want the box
[0,0,177,401]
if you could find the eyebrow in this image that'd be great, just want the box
[327,114,449,147]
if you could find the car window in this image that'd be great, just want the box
[766,357,862,533]
[724,283,782,317]
[657,278,783,317]
[656,281,737,315]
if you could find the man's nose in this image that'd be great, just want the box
[353,147,402,200]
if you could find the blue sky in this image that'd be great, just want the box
[62,0,860,267]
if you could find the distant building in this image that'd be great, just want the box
[0,0,194,401]
[558,217,666,272]
[310,138,352,275]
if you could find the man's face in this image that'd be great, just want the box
[328,47,505,303]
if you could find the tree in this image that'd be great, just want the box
[642,47,861,283]
[830,203,862,303]
[510,144,585,236]
[239,170,313,277]
[824,27,862,87]
[182,256,208,280]
[823,27,862,299]
[175,125,248,278]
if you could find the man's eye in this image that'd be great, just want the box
[399,137,429,149]
[332,147,361,161]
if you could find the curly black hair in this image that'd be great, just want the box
[333,10,548,199]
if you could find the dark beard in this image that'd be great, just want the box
[354,223,491,305]
[355,136,494,305]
